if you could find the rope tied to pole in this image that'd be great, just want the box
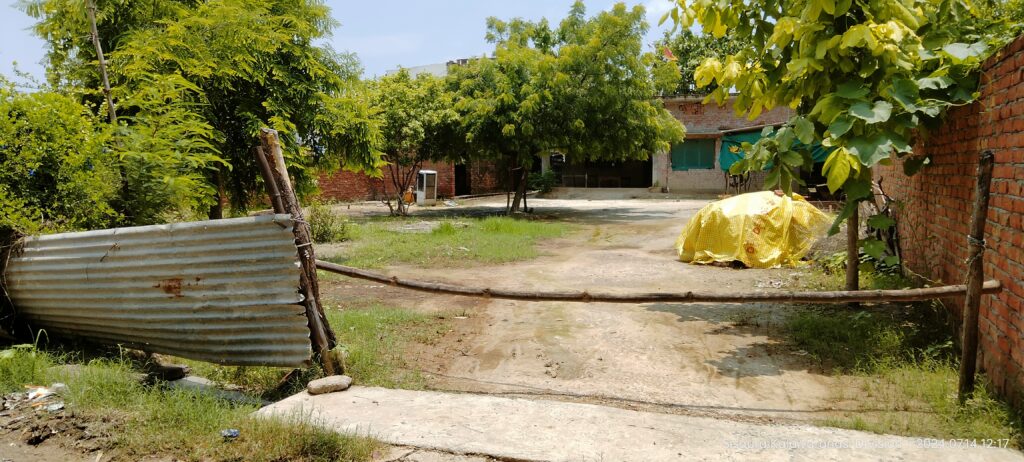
[965,235,987,267]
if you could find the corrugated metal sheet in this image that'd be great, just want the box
[2,214,312,367]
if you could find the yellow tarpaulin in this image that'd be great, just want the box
[675,191,833,269]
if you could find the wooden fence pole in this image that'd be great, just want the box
[256,129,339,375]
[254,146,286,213]
[845,202,860,293]
[315,260,1002,304]
[958,149,995,403]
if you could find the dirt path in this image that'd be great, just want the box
[321,197,855,423]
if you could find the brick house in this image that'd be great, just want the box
[875,34,1024,406]
[535,96,793,195]
[652,96,792,194]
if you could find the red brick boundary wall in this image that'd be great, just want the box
[317,160,456,202]
[876,34,1024,404]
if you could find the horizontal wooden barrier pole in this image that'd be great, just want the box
[315,260,1002,304]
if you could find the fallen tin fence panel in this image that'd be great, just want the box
[1,214,312,367]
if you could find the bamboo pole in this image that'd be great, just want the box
[256,129,338,374]
[958,150,995,403]
[315,260,1001,304]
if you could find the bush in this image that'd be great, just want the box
[308,201,348,243]
[527,170,558,193]
[0,84,121,236]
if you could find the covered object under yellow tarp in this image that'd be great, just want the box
[675,191,833,269]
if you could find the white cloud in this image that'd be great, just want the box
[643,0,675,23]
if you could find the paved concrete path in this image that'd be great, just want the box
[257,386,1022,462]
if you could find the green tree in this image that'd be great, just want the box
[370,69,458,216]
[654,29,750,95]
[0,80,119,238]
[451,2,685,213]
[662,0,1010,288]
[0,72,225,237]
[22,0,383,218]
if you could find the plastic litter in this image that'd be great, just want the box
[674,191,832,269]
[26,386,53,401]
[221,428,240,440]
[444,199,458,207]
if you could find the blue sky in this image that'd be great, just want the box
[0,0,675,85]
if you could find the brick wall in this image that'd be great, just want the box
[664,96,792,134]
[876,34,1024,404]
[317,160,456,202]
[657,97,791,193]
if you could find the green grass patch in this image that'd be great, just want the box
[0,346,378,461]
[329,216,568,268]
[785,302,1023,446]
[327,303,449,389]
[0,301,451,459]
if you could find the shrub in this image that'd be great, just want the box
[0,84,120,237]
[527,170,558,194]
[308,201,348,243]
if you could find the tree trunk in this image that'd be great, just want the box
[509,168,528,214]
[958,150,995,403]
[208,170,224,220]
[846,201,860,292]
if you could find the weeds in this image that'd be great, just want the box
[326,303,449,389]
[331,216,568,268]
[789,262,1023,446]
[0,344,378,461]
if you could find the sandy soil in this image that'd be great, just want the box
[321,197,856,423]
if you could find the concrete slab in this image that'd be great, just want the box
[257,386,1023,462]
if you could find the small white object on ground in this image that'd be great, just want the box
[307,375,353,395]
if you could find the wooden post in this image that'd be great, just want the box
[846,201,860,292]
[256,129,339,374]
[254,146,286,213]
[958,150,995,403]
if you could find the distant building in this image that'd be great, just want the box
[384,58,474,78]
[316,89,794,201]
[539,96,793,195]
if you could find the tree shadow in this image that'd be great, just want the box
[644,302,824,379]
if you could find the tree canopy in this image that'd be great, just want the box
[450,1,685,212]
[662,0,1011,227]
[654,29,750,95]
[369,69,459,215]
[19,0,383,220]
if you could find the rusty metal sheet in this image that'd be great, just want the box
[2,214,312,367]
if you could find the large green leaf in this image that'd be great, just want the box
[780,149,804,167]
[794,117,815,144]
[822,149,851,193]
[827,115,854,138]
[849,100,892,124]
[941,42,988,63]
[847,134,893,165]
[861,238,887,259]
[890,79,920,112]
[818,0,836,15]
[917,76,954,90]
[866,214,896,230]
[835,81,868,100]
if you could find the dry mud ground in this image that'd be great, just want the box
[321,197,857,423]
